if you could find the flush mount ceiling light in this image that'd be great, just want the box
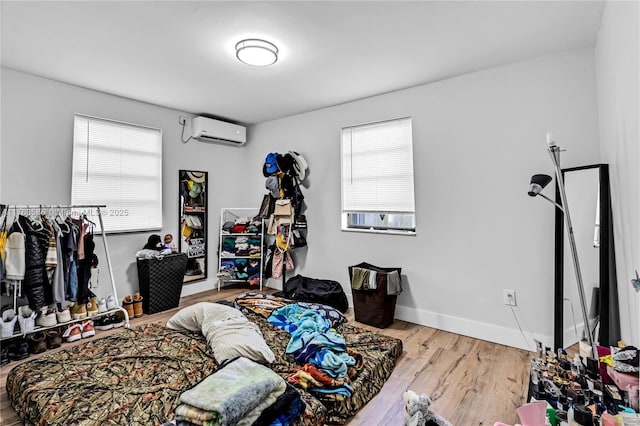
[235,38,278,66]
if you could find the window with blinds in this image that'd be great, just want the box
[341,117,416,234]
[71,114,163,233]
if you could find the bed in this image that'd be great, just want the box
[6,294,403,425]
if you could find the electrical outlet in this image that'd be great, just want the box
[178,116,188,125]
[503,289,517,306]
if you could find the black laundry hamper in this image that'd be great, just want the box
[136,253,188,314]
[348,262,402,328]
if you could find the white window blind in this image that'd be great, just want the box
[341,117,415,213]
[71,114,163,233]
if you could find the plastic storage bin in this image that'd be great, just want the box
[348,262,402,328]
[136,253,188,314]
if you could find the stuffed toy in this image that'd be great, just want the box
[403,390,452,426]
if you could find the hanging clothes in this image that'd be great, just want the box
[76,221,96,303]
[14,215,51,310]
[50,221,66,305]
[4,230,26,281]
[64,218,79,302]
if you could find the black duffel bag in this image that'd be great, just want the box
[283,274,348,313]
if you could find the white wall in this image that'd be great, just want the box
[246,48,601,350]
[595,0,640,346]
[0,68,248,300]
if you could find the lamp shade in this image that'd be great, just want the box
[528,174,553,197]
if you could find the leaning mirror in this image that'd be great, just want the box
[179,170,208,283]
[554,164,620,350]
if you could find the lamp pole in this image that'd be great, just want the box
[547,141,599,360]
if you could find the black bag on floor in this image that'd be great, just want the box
[284,274,348,313]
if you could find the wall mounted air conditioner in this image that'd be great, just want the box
[191,116,246,146]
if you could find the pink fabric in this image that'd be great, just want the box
[606,365,639,390]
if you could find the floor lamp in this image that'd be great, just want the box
[528,133,599,359]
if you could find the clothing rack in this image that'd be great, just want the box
[2,204,129,329]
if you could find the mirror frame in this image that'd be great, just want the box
[179,169,208,283]
[553,163,620,350]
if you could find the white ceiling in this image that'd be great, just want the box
[1,1,605,125]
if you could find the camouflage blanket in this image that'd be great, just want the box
[7,310,402,425]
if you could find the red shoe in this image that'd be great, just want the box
[62,324,82,343]
[81,320,95,338]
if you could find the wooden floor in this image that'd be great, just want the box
[0,287,531,425]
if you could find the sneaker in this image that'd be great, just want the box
[56,305,72,323]
[94,316,114,331]
[86,297,99,317]
[46,329,62,349]
[111,314,125,329]
[62,324,82,343]
[71,303,87,320]
[17,306,37,334]
[7,338,30,360]
[106,295,117,310]
[27,332,47,354]
[1,309,17,338]
[81,320,95,338]
[36,309,58,327]
[98,298,108,313]
[0,346,9,366]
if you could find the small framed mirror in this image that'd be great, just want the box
[179,170,207,283]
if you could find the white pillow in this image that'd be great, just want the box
[166,302,245,331]
[166,302,275,364]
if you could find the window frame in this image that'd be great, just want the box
[71,114,163,234]
[340,117,416,236]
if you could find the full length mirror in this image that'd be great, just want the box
[554,164,620,350]
[179,170,208,283]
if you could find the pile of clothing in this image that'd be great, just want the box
[170,356,304,426]
[221,217,262,235]
[218,259,261,285]
[268,303,359,400]
[220,236,261,258]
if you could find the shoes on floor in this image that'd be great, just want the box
[132,293,144,318]
[7,338,30,361]
[94,314,125,331]
[122,295,134,319]
[94,316,112,331]
[62,324,82,343]
[111,313,125,329]
[0,346,9,366]
[81,320,95,338]
[27,331,47,354]
[46,328,62,349]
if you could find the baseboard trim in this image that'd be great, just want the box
[393,304,550,352]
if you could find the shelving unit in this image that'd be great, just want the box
[217,208,264,291]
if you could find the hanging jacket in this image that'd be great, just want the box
[14,216,51,310]
[77,229,95,302]
[4,231,26,280]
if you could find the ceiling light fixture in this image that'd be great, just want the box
[235,38,278,67]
